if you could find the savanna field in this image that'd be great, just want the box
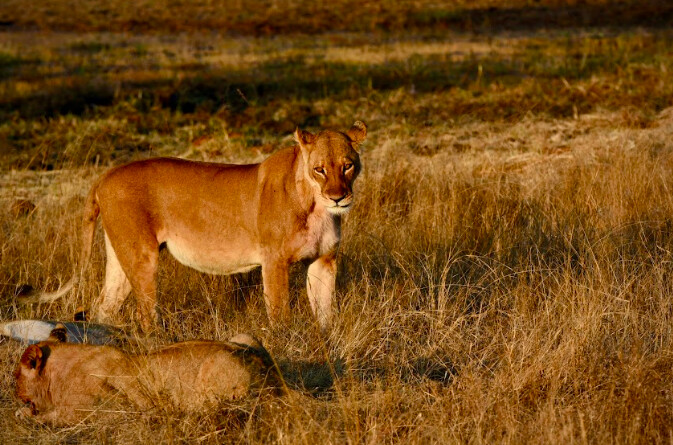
[3,0,673,443]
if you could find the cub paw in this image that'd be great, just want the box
[15,406,33,419]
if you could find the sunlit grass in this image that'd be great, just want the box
[2,3,673,443]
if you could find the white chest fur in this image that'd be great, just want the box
[297,208,340,259]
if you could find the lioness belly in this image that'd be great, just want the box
[165,239,260,275]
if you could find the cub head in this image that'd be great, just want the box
[14,325,65,405]
[14,344,48,405]
[295,121,366,214]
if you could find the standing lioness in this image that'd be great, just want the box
[23,121,366,332]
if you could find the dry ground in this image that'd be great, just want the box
[2,2,673,443]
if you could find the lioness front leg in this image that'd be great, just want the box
[307,254,336,331]
[261,260,291,325]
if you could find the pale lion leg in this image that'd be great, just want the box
[306,254,336,331]
[94,233,132,325]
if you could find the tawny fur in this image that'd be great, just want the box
[21,122,367,332]
[14,331,282,426]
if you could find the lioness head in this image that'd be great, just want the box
[295,121,366,215]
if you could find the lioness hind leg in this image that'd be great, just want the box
[94,233,132,325]
[306,254,336,331]
[100,226,160,334]
[125,254,159,334]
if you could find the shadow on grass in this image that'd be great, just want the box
[278,358,345,397]
[0,51,34,81]
[410,0,673,33]
[404,356,456,385]
[278,355,454,397]
[2,55,470,120]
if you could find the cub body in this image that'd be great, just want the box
[14,331,281,425]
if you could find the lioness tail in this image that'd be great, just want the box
[18,183,100,305]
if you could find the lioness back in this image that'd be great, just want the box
[97,157,262,264]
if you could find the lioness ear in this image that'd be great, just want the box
[294,128,315,148]
[48,323,68,343]
[347,120,367,145]
[20,345,43,370]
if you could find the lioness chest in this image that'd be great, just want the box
[289,207,340,261]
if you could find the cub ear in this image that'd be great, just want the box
[48,323,68,343]
[347,120,367,145]
[20,345,43,370]
[294,128,315,148]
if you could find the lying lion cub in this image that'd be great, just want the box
[14,326,282,425]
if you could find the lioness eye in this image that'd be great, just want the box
[343,163,353,171]
[314,167,325,175]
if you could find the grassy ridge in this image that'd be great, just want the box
[1,31,672,170]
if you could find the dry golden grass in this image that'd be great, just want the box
[4,112,673,443]
[3,3,673,443]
